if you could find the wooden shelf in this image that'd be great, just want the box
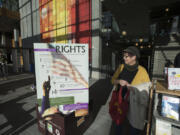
[149,80,180,135]
[156,80,180,97]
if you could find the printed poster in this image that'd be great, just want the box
[34,43,89,117]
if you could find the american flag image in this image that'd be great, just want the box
[51,52,88,88]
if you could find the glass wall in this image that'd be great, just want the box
[19,0,92,45]
[0,0,18,11]
[19,0,92,61]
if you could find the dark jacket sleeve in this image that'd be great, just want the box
[174,53,180,68]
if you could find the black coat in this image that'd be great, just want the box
[174,52,180,68]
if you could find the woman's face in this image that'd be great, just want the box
[123,52,136,65]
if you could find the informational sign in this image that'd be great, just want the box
[168,68,180,90]
[34,43,89,117]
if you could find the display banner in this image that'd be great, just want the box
[34,43,89,117]
[39,0,92,63]
[39,0,92,44]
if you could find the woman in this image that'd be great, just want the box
[111,46,151,135]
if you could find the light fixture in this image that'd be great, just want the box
[122,31,127,36]
[148,45,151,48]
[139,38,143,43]
[106,42,109,46]
[135,43,138,46]
[165,8,169,12]
[140,46,143,49]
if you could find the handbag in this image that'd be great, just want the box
[109,85,130,125]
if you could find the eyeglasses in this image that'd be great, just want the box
[123,55,130,59]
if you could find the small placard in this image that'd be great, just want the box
[47,123,53,133]
[168,68,180,90]
[156,119,171,135]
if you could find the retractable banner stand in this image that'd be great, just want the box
[34,43,89,117]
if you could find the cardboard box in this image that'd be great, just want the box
[156,119,171,135]
[168,68,180,90]
[36,102,93,135]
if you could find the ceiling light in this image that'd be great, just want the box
[135,43,138,46]
[140,46,143,49]
[106,42,109,46]
[139,38,143,42]
[122,31,127,36]
[165,8,169,12]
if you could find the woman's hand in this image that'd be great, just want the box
[119,80,129,86]
[42,76,51,96]
[115,79,130,86]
